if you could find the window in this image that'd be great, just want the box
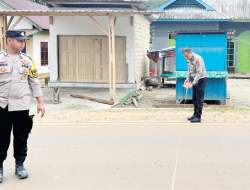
[227,41,235,67]
[41,42,48,66]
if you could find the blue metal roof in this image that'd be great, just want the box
[156,0,215,11]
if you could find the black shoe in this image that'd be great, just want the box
[187,116,195,120]
[0,165,3,183]
[190,117,201,123]
[15,165,28,179]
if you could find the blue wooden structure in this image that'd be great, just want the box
[169,30,235,104]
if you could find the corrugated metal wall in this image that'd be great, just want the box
[176,78,227,101]
[175,33,228,104]
[176,34,227,71]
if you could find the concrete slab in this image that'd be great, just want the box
[174,124,250,190]
[228,73,250,79]
[1,124,181,190]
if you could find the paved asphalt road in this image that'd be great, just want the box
[1,123,250,190]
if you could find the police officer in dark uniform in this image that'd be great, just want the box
[0,30,45,183]
[182,48,207,123]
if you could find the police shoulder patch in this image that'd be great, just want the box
[29,60,39,78]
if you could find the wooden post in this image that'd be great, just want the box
[0,16,3,51]
[3,16,7,50]
[108,14,116,100]
[9,16,23,30]
[7,16,14,29]
[49,16,53,25]
[157,57,162,88]
[89,16,109,36]
[130,16,134,26]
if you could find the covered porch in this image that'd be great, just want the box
[0,9,159,100]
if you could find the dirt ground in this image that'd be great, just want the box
[31,79,250,124]
[118,79,250,109]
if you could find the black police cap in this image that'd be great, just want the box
[6,30,28,40]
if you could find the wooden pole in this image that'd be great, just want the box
[7,16,14,29]
[108,14,116,100]
[9,16,23,30]
[3,16,7,50]
[70,94,114,105]
[89,16,109,36]
[49,16,53,25]
[0,16,3,51]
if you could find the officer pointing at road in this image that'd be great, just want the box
[0,30,45,182]
[182,48,207,123]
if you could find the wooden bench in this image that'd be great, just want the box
[227,66,236,73]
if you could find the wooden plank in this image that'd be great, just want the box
[9,16,23,30]
[7,16,14,29]
[119,90,136,104]
[49,16,53,25]
[89,16,109,36]
[70,94,114,105]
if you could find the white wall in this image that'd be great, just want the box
[32,32,50,74]
[0,4,33,29]
[49,16,135,83]
[134,15,150,83]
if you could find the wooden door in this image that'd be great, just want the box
[93,36,109,83]
[59,36,76,82]
[115,37,126,83]
[59,35,126,83]
[77,36,94,82]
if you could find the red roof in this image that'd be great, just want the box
[1,0,49,30]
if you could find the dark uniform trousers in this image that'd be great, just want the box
[0,106,29,165]
[192,77,207,118]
